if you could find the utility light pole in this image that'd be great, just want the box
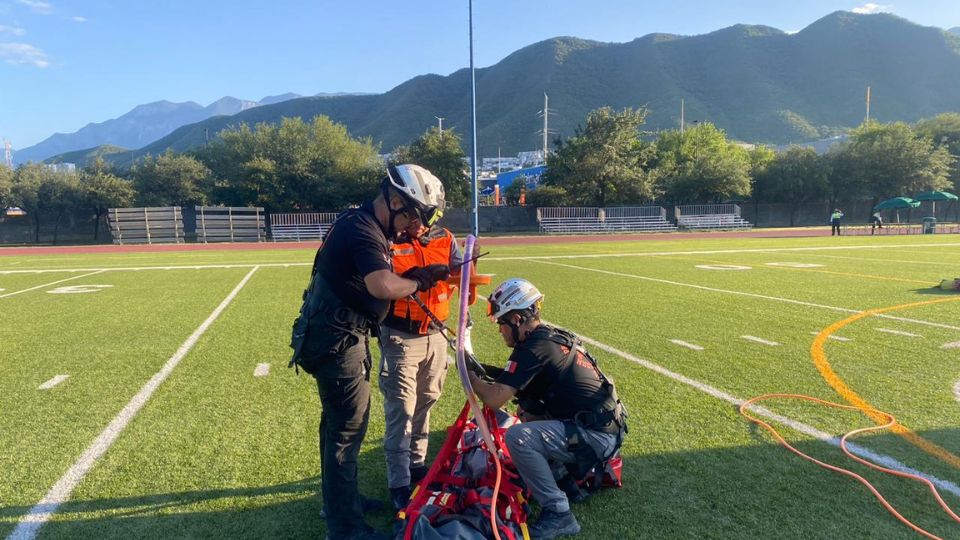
[435,116,444,133]
[468,0,479,237]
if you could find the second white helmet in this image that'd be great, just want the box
[487,278,544,321]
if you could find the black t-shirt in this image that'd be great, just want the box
[314,202,392,322]
[495,325,609,421]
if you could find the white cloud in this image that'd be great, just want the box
[72,16,85,22]
[17,0,54,15]
[0,42,49,67]
[0,24,27,36]
[851,3,892,14]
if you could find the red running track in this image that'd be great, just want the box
[0,228,834,257]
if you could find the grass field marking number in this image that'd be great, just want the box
[7,266,260,540]
[811,294,960,470]
[0,270,106,299]
[695,264,751,270]
[943,341,960,350]
[766,262,824,268]
[741,335,781,346]
[532,260,960,332]
[254,363,270,377]
[670,339,704,351]
[38,375,69,390]
[541,317,960,498]
[46,285,114,295]
[875,328,923,338]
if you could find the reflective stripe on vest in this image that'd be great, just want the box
[390,229,455,334]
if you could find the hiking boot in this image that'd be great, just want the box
[390,485,412,511]
[319,495,384,519]
[409,464,429,485]
[529,509,581,539]
[324,524,392,540]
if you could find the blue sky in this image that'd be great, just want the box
[1,0,958,149]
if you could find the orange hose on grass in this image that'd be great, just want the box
[740,394,960,540]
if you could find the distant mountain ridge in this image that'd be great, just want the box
[41,12,960,167]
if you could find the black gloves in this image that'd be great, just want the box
[402,264,451,292]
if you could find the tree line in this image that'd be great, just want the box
[1,110,957,242]
[531,108,958,224]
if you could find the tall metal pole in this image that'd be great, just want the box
[865,86,871,123]
[542,93,549,161]
[468,0,479,237]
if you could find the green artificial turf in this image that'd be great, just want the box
[1,234,958,539]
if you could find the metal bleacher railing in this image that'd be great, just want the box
[537,206,677,234]
[269,212,338,241]
[675,204,752,230]
[196,206,265,243]
[107,206,184,245]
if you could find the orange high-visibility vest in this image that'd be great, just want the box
[389,228,456,334]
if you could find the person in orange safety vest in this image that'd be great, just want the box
[379,220,463,511]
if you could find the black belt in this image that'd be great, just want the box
[382,315,442,335]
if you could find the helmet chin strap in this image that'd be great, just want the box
[382,182,413,240]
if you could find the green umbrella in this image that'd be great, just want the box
[913,191,958,216]
[874,197,920,224]
[873,197,921,210]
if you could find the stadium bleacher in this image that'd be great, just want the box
[537,206,677,234]
[269,212,338,241]
[676,204,752,230]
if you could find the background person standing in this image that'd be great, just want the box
[830,208,844,236]
[379,220,462,510]
[289,164,448,540]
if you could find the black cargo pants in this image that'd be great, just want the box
[314,336,373,538]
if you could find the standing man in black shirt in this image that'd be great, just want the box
[290,164,450,540]
[468,279,627,540]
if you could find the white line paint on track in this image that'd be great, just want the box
[810,332,852,342]
[742,335,781,346]
[541,318,960,498]
[0,271,106,299]
[0,262,310,275]
[38,375,69,390]
[943,341,960,350]
[876,328,923,338]
[254,363,270,377]
[7,266,260,540]
[532,260,960,332]
[670,339,704,351]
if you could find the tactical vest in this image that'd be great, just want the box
[289,209,378,374]
[385,227,455,335]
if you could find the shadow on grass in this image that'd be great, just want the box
[910,286,959,296]
[3,428,958,540]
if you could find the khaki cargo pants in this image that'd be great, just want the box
[378,325,448,489]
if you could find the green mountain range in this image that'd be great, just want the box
[64,11,960,167]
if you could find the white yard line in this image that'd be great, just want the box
[810,332,852,342]
[742,335,781,346]
[7,266,260,540]
[0,262,310,275]
[539,318,960,498]
[531,260,960,332]
[876,328,923,338]
[943,341,960,350]
[804,253,960,267]
[253,363,271,377]
[485,242,960,262]
[0,271,106,299]
[670,339,704,351]
[38,375,69,390]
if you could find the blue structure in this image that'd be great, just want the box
[496,166,546,191]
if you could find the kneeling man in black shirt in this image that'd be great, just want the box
[468,279,627,540]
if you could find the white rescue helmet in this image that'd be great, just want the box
[385,164,446,226]
[487,278,544,321]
